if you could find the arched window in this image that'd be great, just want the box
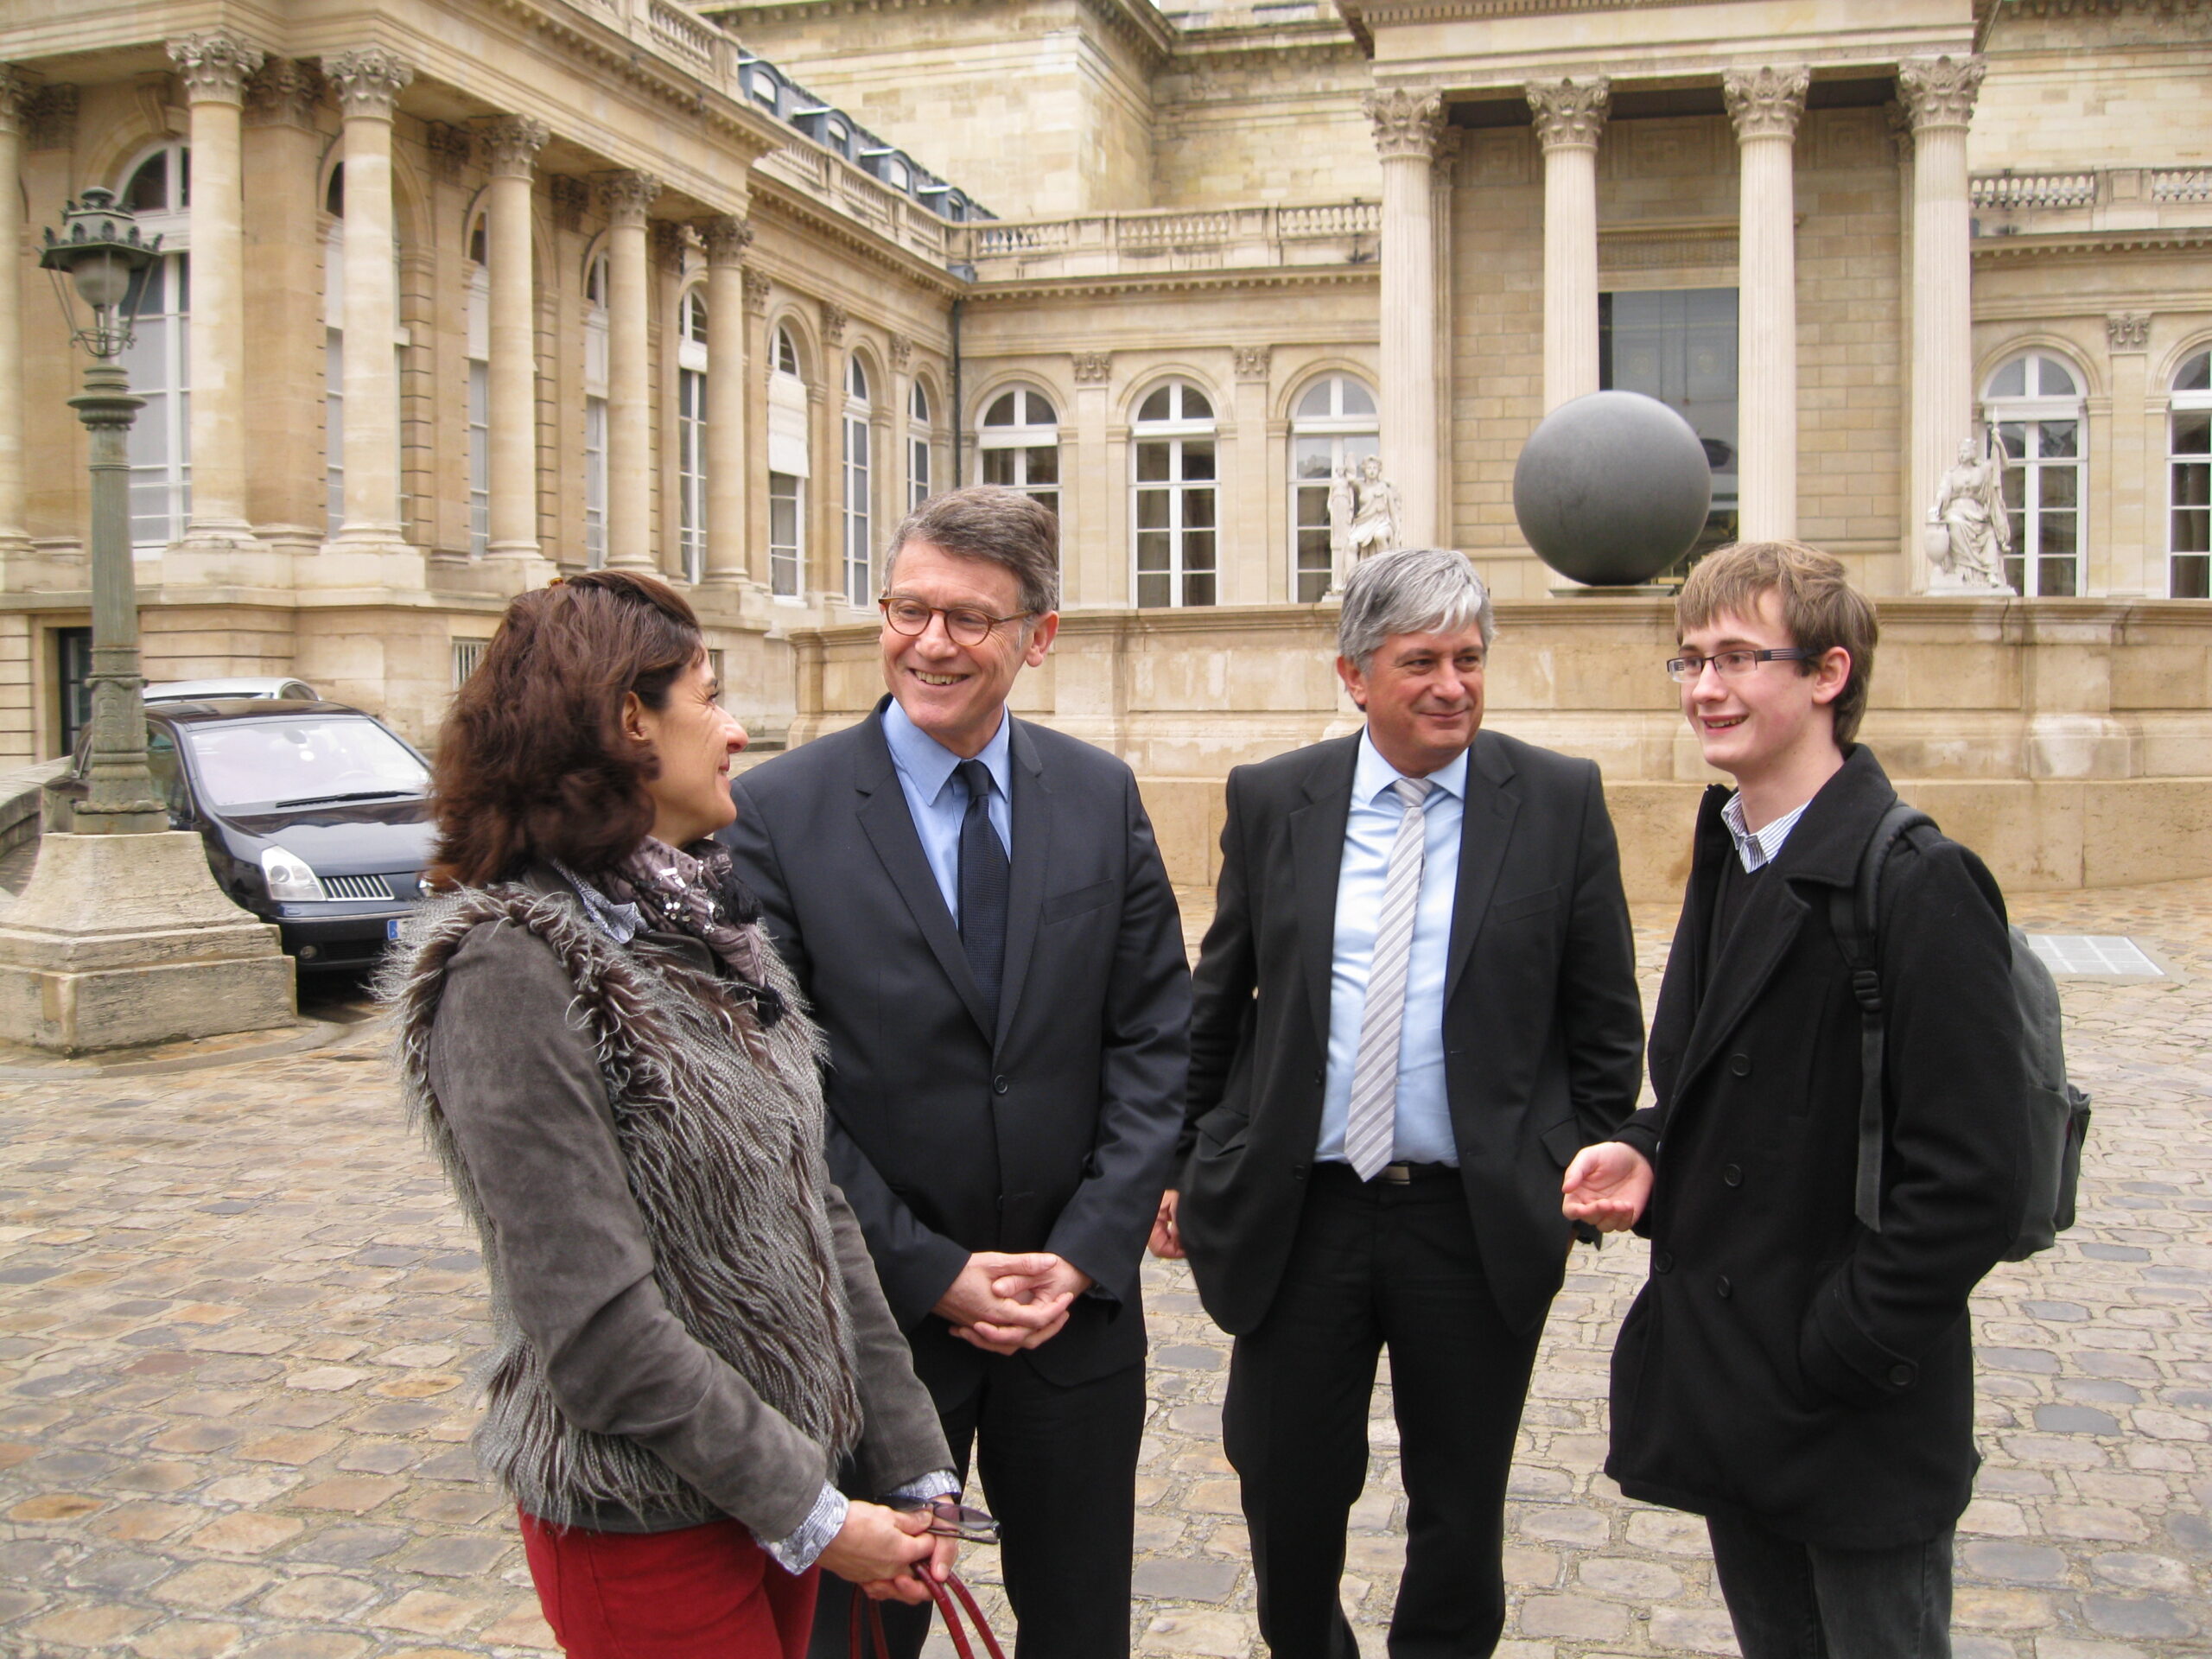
[677,287,709,584]
[908,380,933,512]
[322,192,344,537]
[1132,379,1217,608]
[767,324,809,598]
[843,356,874,607]
[118,143,192,552]
[1983,352,2086,596]
[582,252,610,567]
[2170,350,2211,599]
[977,386,1058,516]
[466,213,490,557]
[1289,375,1377,602]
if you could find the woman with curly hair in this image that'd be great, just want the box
[381,570,957,1657]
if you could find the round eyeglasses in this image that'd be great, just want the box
[1665,646,1817,683]
[879,596,1033,647]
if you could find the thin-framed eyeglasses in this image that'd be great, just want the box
[879,595,1034,648]
[1665,646,1818,683]
[895,1497,1001,1544]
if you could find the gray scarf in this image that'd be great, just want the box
[379,881,862,1527]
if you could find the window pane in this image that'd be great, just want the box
[1339,380,1376,417]
[2178,353,2212,395]
[1137,572,1169,607]
[1998,422,2027,460]
[1135,531,1169,572]
[2037,356,2078,397]
[2175,461,2211,516]
[1988,359,2028,398]
[1297,524,1332,561]
[2171,504,2209,556]
[2039,466,2078,509]
[1183,488,1217,531]
[1031,488,1058,518]
[125,149,168,213]
[1138,386,1172,423]
[2174,411,2210,457]
[1182,387,1213,420]
[982,449,1017,486]
[1135,442,1170,484]
[2173,553,2210,598]
[2003,554,2024,592]
[1295,381,1333,419]
[1181,441,1216,483]
[1183,571,1216,607]
[2038,556,2077,597]
[1023,444,1058,486]
[1294,435,1334,480]
[984,392,1017,426]
[1135,490,1169,531]
[2039,421,2078,460]
[1027,392,1057,424]
[1184,529,1215,570]
[2039,512,2077,556]
[2001,467,2025,511]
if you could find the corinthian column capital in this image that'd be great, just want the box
[701,215,755,267]
[1363,87,1446,162]
[1897,54,1986,134]
[482,116,550,180]
[1526,77,1611,151]
[245,58,326,129]
[0,67,28,134]
[168,33,266,105]
[1724,65,1810,142]
[326,48,415,120]
[598,169,662,228]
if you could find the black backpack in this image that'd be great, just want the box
[1827,802,2092,1261]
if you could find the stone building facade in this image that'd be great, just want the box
[0,0,2206,888]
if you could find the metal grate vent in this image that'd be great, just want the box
[322,874,397,902]
[2026,935,2165,978]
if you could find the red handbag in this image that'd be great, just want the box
[847,1573,1007,1659]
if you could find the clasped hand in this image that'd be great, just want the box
[817,1499,957,1605]
[932,1251,1089,1355]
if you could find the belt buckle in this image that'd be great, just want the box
[1380,1162,1414,1185]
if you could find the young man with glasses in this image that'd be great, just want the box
[721,486,1190,1658]
[1563,541,2026,1659]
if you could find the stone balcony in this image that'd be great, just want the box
[753,139,957,268]
[1971,166,2212,239]
[951,201,1381,282]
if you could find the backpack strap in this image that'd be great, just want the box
[1826,800,1936,1234]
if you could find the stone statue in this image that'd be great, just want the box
[1329,452,1403,569]
[1928,434,2016,593]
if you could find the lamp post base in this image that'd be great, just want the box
[0,831,296,1054]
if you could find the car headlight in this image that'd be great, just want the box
[260,845,328,902]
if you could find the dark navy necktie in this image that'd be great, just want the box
[956,758,1007,1026]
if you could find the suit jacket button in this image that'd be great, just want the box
[1654,1252,1674,1274]
[1728,1053,1752,1077]
[993,1076,1009,1096]
[1715,1275,1732,1299]
[1722,1164,1743,1187]
[1890,1363,1915,1388]
[1292,1164,1308,1182]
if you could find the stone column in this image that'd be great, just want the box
[741,268,772,587]
[600,171,659,571]
[1071,353,1112,608]
[701,217,752,587]
[2104,312,2152,597]
[1898,54,1985,592]
[325,48,415,559]
[168,32,265,555]
[1725,66,1809,543]
[484,118,550,582]
[1364,87,1445,550]
[0,70,28,563]
[1528,78,1610,416]
[242,60,327,548]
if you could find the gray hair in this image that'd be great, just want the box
[885,486,1061,616]
[1336,548,1496,671]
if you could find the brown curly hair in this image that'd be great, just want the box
[426,571,704,888]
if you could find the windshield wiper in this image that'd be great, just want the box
[269,789,420,809]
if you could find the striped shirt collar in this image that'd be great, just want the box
[1719,791,1811,874]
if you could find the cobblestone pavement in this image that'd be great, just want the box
[0,880,2207,1659]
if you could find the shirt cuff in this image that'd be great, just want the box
[887,1468,961,1503]
[760,1482,849,1575]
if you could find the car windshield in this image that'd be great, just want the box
[182,717,428,810]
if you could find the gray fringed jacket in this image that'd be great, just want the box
[382,873,950,1541]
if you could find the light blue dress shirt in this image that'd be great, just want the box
[1318,731,1468,1168]
[881,700,1013,923]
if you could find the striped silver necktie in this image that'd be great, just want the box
[1343,776,1434,1181]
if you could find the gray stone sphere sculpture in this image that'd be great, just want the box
[1512,390,1714,587]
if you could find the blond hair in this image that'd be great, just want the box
[1676,541,1879,746]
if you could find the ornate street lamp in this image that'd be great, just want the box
[39,188,167,835]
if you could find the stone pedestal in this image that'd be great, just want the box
[0,832,296,1054]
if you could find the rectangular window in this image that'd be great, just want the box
[982,444,1058,518]
[1133,439,1217,608]
[844,415,872,607]
[2171,410,2209,599]
[909,435,931,512]
[467,359,490,557]
[1998,420,2083,598]
[678,369,709,584]
[1599,286,1739,569]
[583,397,607,569]
[1291,432,1379,604]
[124,252,192,552]
[769,471,802,598]
[325,327,345,537]
[452,639,486,690]
[55,626,92,760]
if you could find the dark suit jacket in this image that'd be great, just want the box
[1605,746,2025,1548]
[1177,728,1644,1338]
[720,699,1191,1386]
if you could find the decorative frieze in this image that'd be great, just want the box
[2107,312,2152,351]
[168,33,265,105]
[482,116,549,181]
[1527,77,1610,152]
[326,48,414,120]
[597,170,661,227]
[1363,87,1445,162]
[1234,346,1272,381]
[25,84,76,151]
[1071,352,1112,384]
[742,268,772,315]
[701,215,754,267]
[245,58,324,129]
[1897,54,1986,134]
[1723,66,1809,143]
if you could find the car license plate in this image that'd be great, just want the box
[386,918,402,941]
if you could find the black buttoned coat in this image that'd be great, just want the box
[1605,747,2026,1548]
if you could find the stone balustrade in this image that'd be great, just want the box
[954,201,1380,278]
[754,139,956,265]
[1971,164,2212,232]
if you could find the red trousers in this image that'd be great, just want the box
[518,1508,820,1658]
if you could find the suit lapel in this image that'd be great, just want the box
[1442,732,1519,1005]
[1671,850,1812,1096]
[1288,738,1359,1048]
[851,712,996,1039]
[993,718,1049,1052]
